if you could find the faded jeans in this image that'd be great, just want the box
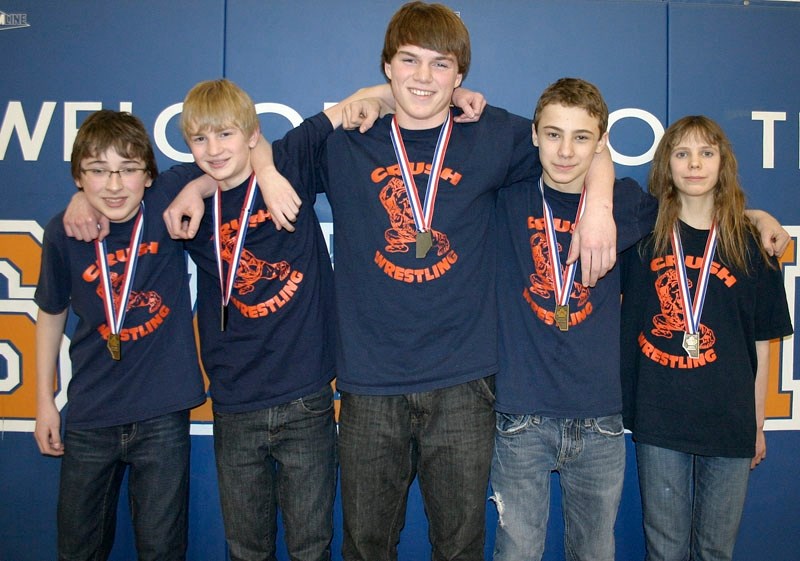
[491,414,626,561]
[636,443,751,561]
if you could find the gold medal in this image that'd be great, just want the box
[107,333,121,361]
[220,303,228,332]
[554,304,570,332]
[416,230,433,259]
[682,332,700,359]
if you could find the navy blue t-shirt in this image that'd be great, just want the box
[318,106,539,394]
[163,114,336,413]
[495,177,657,416]
[35,181,206,429]
[621,224,793,457]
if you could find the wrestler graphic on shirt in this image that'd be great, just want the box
[528,231,589,307]
[379,177,450,256]
[651,267,716,348]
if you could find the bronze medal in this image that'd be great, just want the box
[107,333,121,361]
[555,304,570,332]
[220,303,228,332]
[416,230,433,259]
[682,331,700,359]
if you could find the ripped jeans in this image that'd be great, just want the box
[490,414,625,561]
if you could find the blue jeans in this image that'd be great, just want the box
[491,414,626,561]
[338,376,496,561]
[212,385,336,561]
[636,443,751,561]
[57,410,191,561]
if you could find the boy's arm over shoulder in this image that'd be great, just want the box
[745,209,790,257]
[568,147,616,286]
[34,308,68,456]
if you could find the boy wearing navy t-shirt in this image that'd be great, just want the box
[491,79,656,561]
[176,79,336,561]
[175,79,400,561]
[34,110,206,561]
[298,6,616,561]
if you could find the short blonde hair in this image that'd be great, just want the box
[180,79,258,140]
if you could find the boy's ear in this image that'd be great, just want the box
[595,131,609,154]
[384,61,392,81]
[454,73,463,88]
[248,126,261,149]
[531,124,540,147]
[74,178,84,191]
[144,174,154,188]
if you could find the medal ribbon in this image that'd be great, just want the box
[538,177,587,306]
[670,222,718,334]
[95,202,145,337]
[213,173,259,309]
[389,110,453,233]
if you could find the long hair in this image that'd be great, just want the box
[648,115,766,272]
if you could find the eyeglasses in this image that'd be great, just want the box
[80,168,148,182]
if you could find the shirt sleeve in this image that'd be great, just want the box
[753,250,794,341]
[151,162,205,201]
[272,112,334,201]
[34,216,72,314]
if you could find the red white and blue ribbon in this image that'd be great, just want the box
[670,221,718,335]
[389,110,453,234]
[538,177,587,307]
[213,173,259,309]
[95,202,145,337]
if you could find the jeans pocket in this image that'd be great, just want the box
[471,375,496,406]
[590,414,625,437]
[495,412,531,436]
[298,385,334,415]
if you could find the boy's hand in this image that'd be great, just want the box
[34,403,64,457]
[343,98,389,132]
[63,191,109,241]
[255,165,302,232]
[163,179,208,239]
[747,209,790,257]
[451,87,487,123]
[568,204,616,287]
[751,428,766,469]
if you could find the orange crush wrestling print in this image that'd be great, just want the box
[370,162,460,283]
[219,210,303,318]
[83,242,171,343]
[637,254,737,369]
[523,216,591,328]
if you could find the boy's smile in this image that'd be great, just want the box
[188,126,259,190]
[75,150,152,223]
[384,44,463,130]
[533,103,607,194]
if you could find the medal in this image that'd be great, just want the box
[214,174,259,332]
[537,178,587,332]
[95,202,144,360]
[107,333,121,361]
[670,222,718,358]
[554,304,570,332]
[416,231,433,259]
[220,303,228,332]
[390,111,453,259]
[682,332,700,359]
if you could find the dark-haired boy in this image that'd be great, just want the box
[35,110,206,561]
[491,78,656,561]
[286,5,615,561]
